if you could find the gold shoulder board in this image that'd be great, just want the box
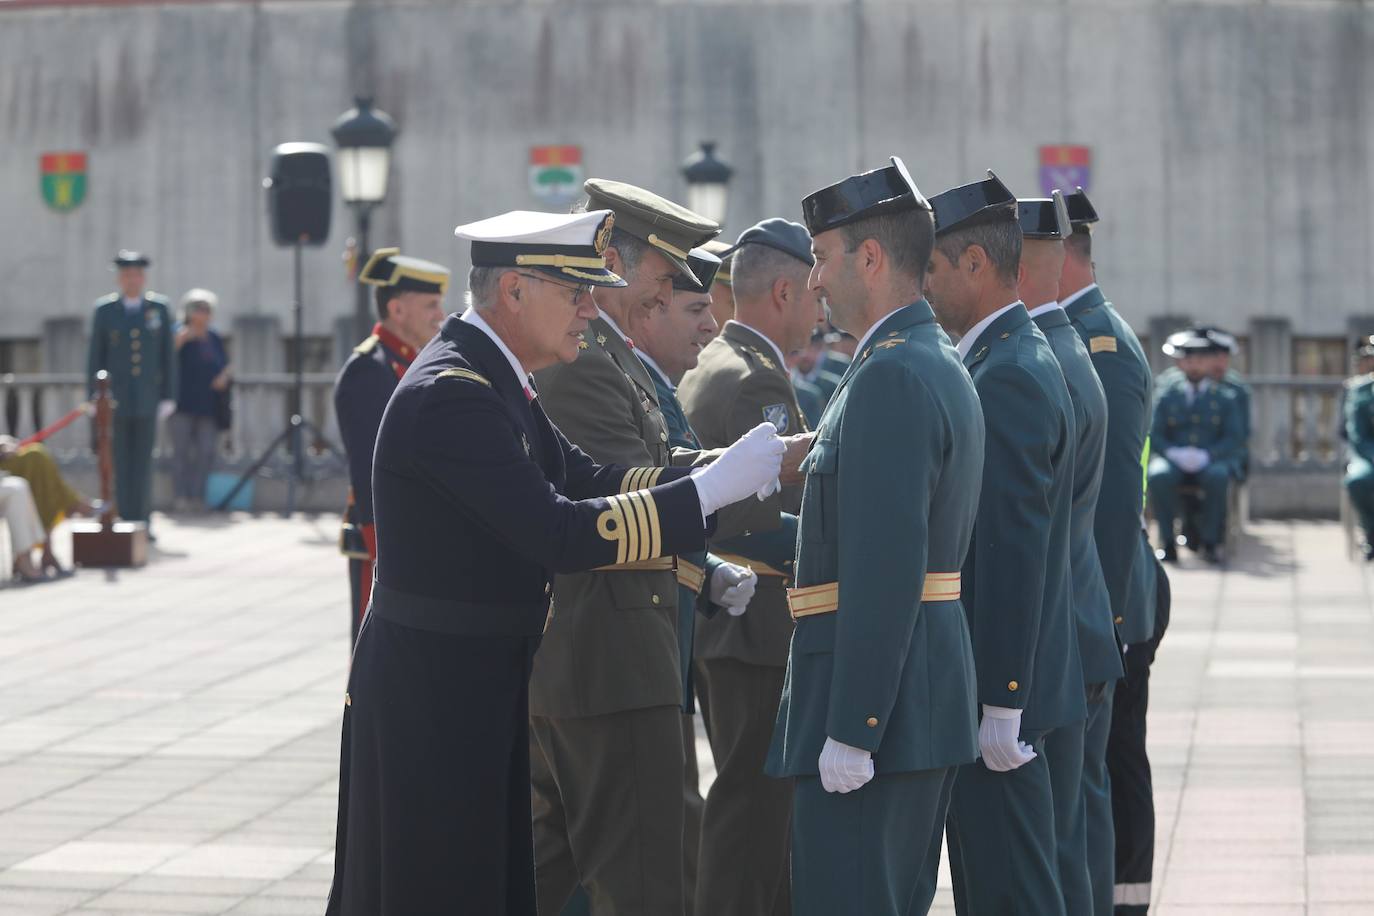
[437,368,492,387]
[353,335,380,355]
[1090,336,1118,354]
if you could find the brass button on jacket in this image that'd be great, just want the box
[865,716,879,728]
[1007,680,1019,692]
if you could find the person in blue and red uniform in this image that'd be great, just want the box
[332,248,448,644]
[323,209,786,916]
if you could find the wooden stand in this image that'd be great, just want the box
[72,372,148,568]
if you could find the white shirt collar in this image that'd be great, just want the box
[726,319,788,369]
[597,308,629,345]
[461,307,530,391]
[956,300,1023,359]
[1058,283,1099,310]
[122,296,142,310]
[1027,301,1062,319]
[637,350,672,391]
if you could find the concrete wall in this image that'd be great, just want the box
[1,0,1372,345]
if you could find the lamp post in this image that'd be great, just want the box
[681,141,733,227]
[332,97,398,340]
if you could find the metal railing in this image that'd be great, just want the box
[0,372,345,472]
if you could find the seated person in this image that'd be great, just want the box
[1148,332,1245,564]
[1344,336,1374,561]
[0,437,93,576]
[0,468,47,583]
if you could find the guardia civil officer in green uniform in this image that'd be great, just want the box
[766,158,984,916]
[527,179,775,915]
[925,172,1084,916]
[679,218,824,916]
[1344,337,1374,560]
[625,246,758,916]
[1058,188,1159,914]
[1020,192,1124,915]
[1148,332,1245,564]
[86,251,176,527]
[324,209,785,916]
[333,249,447,645]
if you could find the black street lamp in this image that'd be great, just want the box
[681,141,733,227]
[332,97,398,340]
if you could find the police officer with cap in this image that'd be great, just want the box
[1020,192,1124,913]
[924,172,1082,915]
[86,250,176,530]
[678,217,823,915]
[765,158,984,915]
[324,209,785,916]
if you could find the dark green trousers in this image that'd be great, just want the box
[1346,459,1374,543]
[682,712,702,916]
[1043,719,1091,915]
[113,415,157,522]
[793,767,954,916]
[694,658,792,916]
[1084,686,1116,915]
[947,730,1065,916]
[530,706,685,916]
[1147,459,1229,547]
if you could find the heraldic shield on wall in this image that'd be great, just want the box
[41,152,87,213]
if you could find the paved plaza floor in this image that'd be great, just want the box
[0,514,1371,914]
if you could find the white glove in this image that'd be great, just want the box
[1164,446,1188,468]
[818,737,874,794]
[978,705,1037,772]
[709,562,757,616]
[1191,448,1211,472]
[690,422,785,516]
[157,399,176,421]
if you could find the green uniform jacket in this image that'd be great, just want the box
[679,321,806,668]
[530,316,707,718]
[792,377,825,429]
[963,304,1085,732]
[86,292,177,417]
[1033,307,1124,686]
[767,301,982,776]
[1346,376,1374,465]
[1151,380,1245,474]
[1064,288,1155,646]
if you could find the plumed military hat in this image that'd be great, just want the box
[1016,190,1071,241]
[113,250,151,268]
[672,247,723,293]
[454,210,626,288]
[1062,188,1100,229]
[701,239,734,287]
[801,156,930,237]
[929,170,1018,237]
[358,248,451,294]
[583,179,720,285]
[724,217,815,267]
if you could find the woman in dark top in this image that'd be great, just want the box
[171,289,231,511]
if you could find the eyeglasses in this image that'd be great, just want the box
[516,272,593,304]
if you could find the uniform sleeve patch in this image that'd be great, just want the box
[436,367,492,387]
[1090,336,1118,354]
[762,403,790,434]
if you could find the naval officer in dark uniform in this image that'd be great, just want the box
[925,172,1083,916]
[86,250,176,527]
[333,248,448,645]
[324,209,787,916]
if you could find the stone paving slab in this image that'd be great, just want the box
[0,516,1371,913]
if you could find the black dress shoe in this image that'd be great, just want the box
[1157,543,1178,563]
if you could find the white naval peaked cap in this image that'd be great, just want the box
[454,210,627,288]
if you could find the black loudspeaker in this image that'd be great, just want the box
[265,142,332,247]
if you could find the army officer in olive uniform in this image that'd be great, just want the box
[325,209,785,916]
[1020,193,1124,915]
[925,172,1083,916]
[528,179,727,915]
[86,251,176,526]
[767,158,984,916]
[679,217,823,916]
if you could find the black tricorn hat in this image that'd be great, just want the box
[929,170,1018,237]
[1016,190,1071,241]
[672,247,723,293]
[1062,187,1099,228]
[801,156,931,237]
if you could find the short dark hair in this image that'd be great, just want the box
[935,220,1022,286]
[374,286,399,321]
[1064,225,1093,263]
[836,208,934,283]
